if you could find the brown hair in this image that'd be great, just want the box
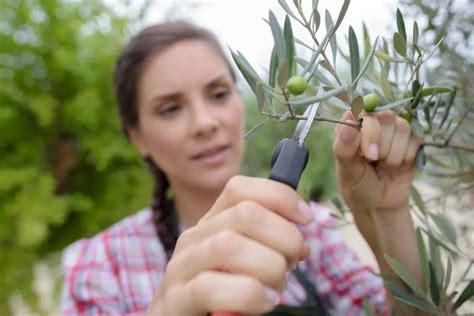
[113,21,235,260]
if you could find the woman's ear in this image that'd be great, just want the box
[127,127,148,156]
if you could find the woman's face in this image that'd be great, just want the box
[130,39,245,192]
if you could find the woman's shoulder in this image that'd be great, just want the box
[62,208,165,270]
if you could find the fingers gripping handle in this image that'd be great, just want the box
[269,139,309,190]
[212,140,308,316]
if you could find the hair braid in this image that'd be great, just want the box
[144,156,178,261]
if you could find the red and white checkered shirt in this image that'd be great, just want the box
[61,202,387,315]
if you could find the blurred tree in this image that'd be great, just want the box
[0,0,154,313]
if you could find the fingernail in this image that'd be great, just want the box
[265,287,280,305]
[368,143,379,161]
[298,200,314,222]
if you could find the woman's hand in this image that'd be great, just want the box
[332,110,421,214]
[146,176,314,316]
[333,110,425,314]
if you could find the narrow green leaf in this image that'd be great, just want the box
[374,97,412,112]
[384,254,427,298]
[333,0,350,33]
[351,95,363,118]
[409,82,424,110]
[296,58,333,86]
[393,32,407,57]
[311,2,321,32]
[411,119,424,137]
[325,10,337,67]
[396,8,407,41]
[362,22,371,58]
[230,50,258,94]
[443,257,452,295]
[269,10,286,63]
[324,85,349,103]
[244,118,270,140]
[410,186,426,216]
[277,60,289,87]
[421,86,454,97]
[278,111,291,122]
[429,212,457,245]
[269,47,279,88]
[428,264,440,306]
[348,26,360,82]
[350,36,379,89]
[413,21,419,46]
[415,146,425,171]
[289,86,345,106]
[439,87,457,129]
[302,26,334,76]
[386,281,438,313]
[452,280,474,312]
[429,234,445,297]
[278,0,299,21]
[283,15,295,80]
[411,80,422,97]
[256,82,265,113]
[416,228,431,292]
[380,66,394,101]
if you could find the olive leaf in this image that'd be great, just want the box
[283,15,295,80]
[256,82,265,113]
[374,50,397,62]
[244,118,270,140]
[413,21,419,46]
[452,280,474,312]
[350,36,379,90]
[384,254,428,299]
[289,86,345,106]
[396,8,407,42]
[410,185,427,216]
[348,26,360,82]
[278,0,299,21]
[311,0,321,32]
[351,95,363,118]
[416,228,431,292]
[415,146,425,171]
[421,86,454,97]
[393,32,407,57]
[269,10,286,63]
[362,22,371,58]
[386,280,438,313]
[429,212,457,245]
[410,119,424,137]
[374,97,412,112]
[230,49,261,94]
[269,47,278,88]
[325,10,337,67]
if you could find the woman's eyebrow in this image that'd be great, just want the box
[148,92,181,106]
[205,74,230,88]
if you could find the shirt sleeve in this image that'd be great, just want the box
[300,202,388,316]
[61,234,127,315]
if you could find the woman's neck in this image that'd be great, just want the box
[170,181,223,229]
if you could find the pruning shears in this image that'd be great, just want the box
[212,103,319,316]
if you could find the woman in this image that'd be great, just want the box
[61,21,423,315]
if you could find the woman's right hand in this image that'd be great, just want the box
[146,176,315,316]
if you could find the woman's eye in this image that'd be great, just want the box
[159,104,181,116]
[213,90,230,101]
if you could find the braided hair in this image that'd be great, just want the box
[113,21,235,260]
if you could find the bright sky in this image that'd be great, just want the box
[142,0,399,73]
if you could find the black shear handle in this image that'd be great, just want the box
[268,138,309,190]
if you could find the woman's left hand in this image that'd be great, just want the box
[332,110,421,214]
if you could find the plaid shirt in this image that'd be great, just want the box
[61,202,387,315]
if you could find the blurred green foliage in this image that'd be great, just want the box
[0,0,336,313]
[0,0,154,312]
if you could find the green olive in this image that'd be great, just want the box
[400,111,413,122]
[363,93,379,112]
[287,75,308,95]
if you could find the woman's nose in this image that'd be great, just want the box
[189,101,219,138]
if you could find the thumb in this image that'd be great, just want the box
[332,111,364,186]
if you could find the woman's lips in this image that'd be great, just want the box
[191,145,231,166]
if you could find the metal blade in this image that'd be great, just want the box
[293,103,319,145]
